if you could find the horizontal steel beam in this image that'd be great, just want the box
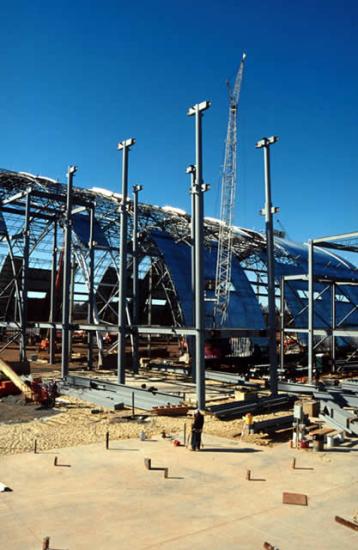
[283,274,307,282]
[207,395,293,419]
[283,274,358,284]
[0,205,54,221]
[205,370,260,387]
[313,231,358,244]
[1,189,31,205]
[61,375,183,411]
[31,188,94,208]
[60,386,124,410]
[253,414,293,433]
[317,242,358,253]
[283,327,358,337]
[0,321,267,338]
[278,382,317,394]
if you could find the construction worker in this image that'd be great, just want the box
[242,412,253,437]
[190,409,204,451]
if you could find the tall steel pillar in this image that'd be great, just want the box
[132,184,143,374]
[147,261,152,358]
[87,206,95,370]
[186,164,196,382]
[20,192,31,363]
[68,253,75,356]
[49,220,58,365]
[331,282,336,373]
[256,136,279,396]
[188,100,211,410]
[307,239,314,384]
[117,138,135,385]
[61,165,76,378]
[279,277,285,373]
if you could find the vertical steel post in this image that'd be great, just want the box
[187,165,196,382]
[132,184,142,374]
[256,136,279,396]
[280,277,285,373]
[117,138,135,385]
[68,253,75,356]
[87,206,95,370]
[188,100,211,410]
[308,239,314,384]
[61,165,76,378]
[20,192,31,363]
[331,282,336,373]
[147,261,152,358]
[49,220,58,364]
[308,241,314,384]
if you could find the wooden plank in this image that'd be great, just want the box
[282,492,308,506]
[0,358,33,399]
[308,427,335,437]
[335,516,358,532]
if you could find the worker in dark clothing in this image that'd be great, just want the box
[190,409,204,451]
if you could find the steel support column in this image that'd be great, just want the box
[132,184,142,374]
[187,164,196,383]
[61,166,76,378]
[87,206,95,370]
[147,261,152,358]
[308,239,314,384]
[49,220,58,364]
[68,253,75,356]
[117,138,135,384]
[188,100,211,410]
[280,277,285,373]
[20,192,31,363]
[331,282,336,373]
[256,136,279,396]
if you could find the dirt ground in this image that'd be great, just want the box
[0,391,291,455]
[0,342,293,455]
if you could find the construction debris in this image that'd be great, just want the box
[335,515,358,532]
[282,492,308,506]
[152,404,188,416]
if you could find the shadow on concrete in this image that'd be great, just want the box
[248,478,266,482]
[325,448,358,453]
[199,447,262,453]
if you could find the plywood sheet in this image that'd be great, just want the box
[282,492,308,506]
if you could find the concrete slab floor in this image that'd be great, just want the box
[0,434,357,550]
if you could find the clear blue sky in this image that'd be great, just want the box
[0,0,357,245]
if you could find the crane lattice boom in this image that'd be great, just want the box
[214,53,246,326]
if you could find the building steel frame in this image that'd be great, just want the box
[280,232,358,383]
[0,168,357,407]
